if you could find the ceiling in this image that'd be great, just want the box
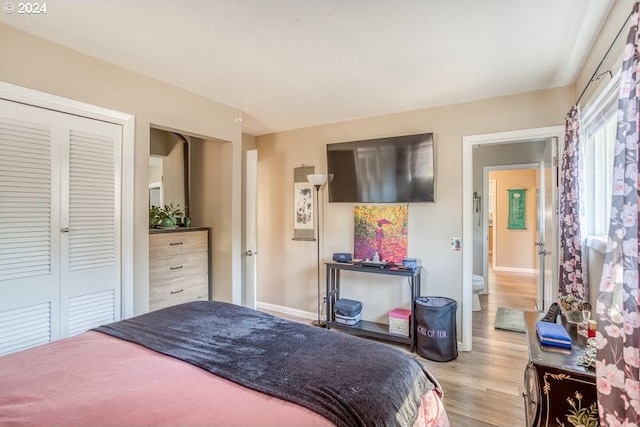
[0,1,615,136]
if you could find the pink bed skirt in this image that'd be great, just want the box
[0,331,449,426]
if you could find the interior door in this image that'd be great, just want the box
[243,149,258,309]
[59,114,122,336]
[535,137,557,311]
[543,138,557,310]
[0,99,63,355]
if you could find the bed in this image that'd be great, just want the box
[0,301,448,426]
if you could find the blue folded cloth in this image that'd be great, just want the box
[536,320,572,349]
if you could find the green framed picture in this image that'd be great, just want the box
[507,189,526,229]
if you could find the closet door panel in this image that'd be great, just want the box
[0,98,123,355]
[60,115,122,337]
[0,100,62,355]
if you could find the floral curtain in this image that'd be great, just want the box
[595,2,640,425]
[559,104,587,299]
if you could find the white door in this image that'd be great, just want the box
[0,99,122,355]
[535,137,557,311]
[0,100,63,354]
[243,149,258,309]
[59,114,122,336]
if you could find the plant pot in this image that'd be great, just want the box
[158,217,177,229]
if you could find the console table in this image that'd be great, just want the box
[325,262,421,352]
[523,311,598,427]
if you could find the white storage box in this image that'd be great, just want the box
[389,308,411,336]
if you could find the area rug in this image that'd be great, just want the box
[494,307,526,333]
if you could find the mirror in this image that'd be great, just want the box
[149,128,190,218]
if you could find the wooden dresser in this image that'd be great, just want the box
[149,227,210,311]
[523,311,598,427]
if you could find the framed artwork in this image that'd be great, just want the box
[293,166,315,240]
[507,189,527,229]
[353,205,408,263]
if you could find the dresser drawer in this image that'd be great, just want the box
[149,230,208,258]
[149,274,209,312]
[149,251,208,282]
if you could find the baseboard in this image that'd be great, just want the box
[493,266,537,274]
[256,301,316,321]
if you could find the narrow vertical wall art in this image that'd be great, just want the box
[293,166,315,240]
[507,188,527,229]
[353,205,408,263]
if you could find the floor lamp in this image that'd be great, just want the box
[307,173,330,328]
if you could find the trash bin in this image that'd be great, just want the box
[414,296,458,361]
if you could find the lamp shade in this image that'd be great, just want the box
[307,174,328,186]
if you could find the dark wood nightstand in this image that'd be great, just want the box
[523,311,598,427]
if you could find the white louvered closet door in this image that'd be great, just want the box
[59,114,122,337]
[0,99,122,356]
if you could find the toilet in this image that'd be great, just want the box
[472,274,485,312]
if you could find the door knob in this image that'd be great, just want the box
[61,228,70,233]
[245,250,257,256]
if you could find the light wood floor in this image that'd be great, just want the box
[263,265,538,427]
[421,267,538,427]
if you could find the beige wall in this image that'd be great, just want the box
[256,87,572,332]
[190,137,234,302]
[575,0,635,110]
[0,23,243,314]
[490,169,538,271]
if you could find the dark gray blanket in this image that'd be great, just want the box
[94,301,441,427]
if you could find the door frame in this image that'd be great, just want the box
[0,80,136,318]
[462,125,562,351]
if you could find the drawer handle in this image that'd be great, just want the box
[523,391,536,405]
[170,289,184,295]
[170,242,184,246]
[170,265,184,270]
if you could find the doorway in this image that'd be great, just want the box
[461,126,562,351]
[483,164,540,308]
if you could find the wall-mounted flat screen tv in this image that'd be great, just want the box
[327,132,435,203]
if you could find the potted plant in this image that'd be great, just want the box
[149,203,185,228]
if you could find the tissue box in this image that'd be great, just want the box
[389,308,411,336]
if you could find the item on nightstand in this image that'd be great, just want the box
[540,302,561,323]
[332,253,353,263]
[536,320,572,349]
[402,258,419,271]
[334,312,362,326]
[587,319,597,338]
[389,308,411,337]
[334,298,362,317]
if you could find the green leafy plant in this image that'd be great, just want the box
[149,203,185,228]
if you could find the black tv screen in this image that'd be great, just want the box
[327,132,435,203]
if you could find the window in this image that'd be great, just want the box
[581,74,619,237]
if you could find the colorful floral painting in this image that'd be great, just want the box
[353,205,408,263]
